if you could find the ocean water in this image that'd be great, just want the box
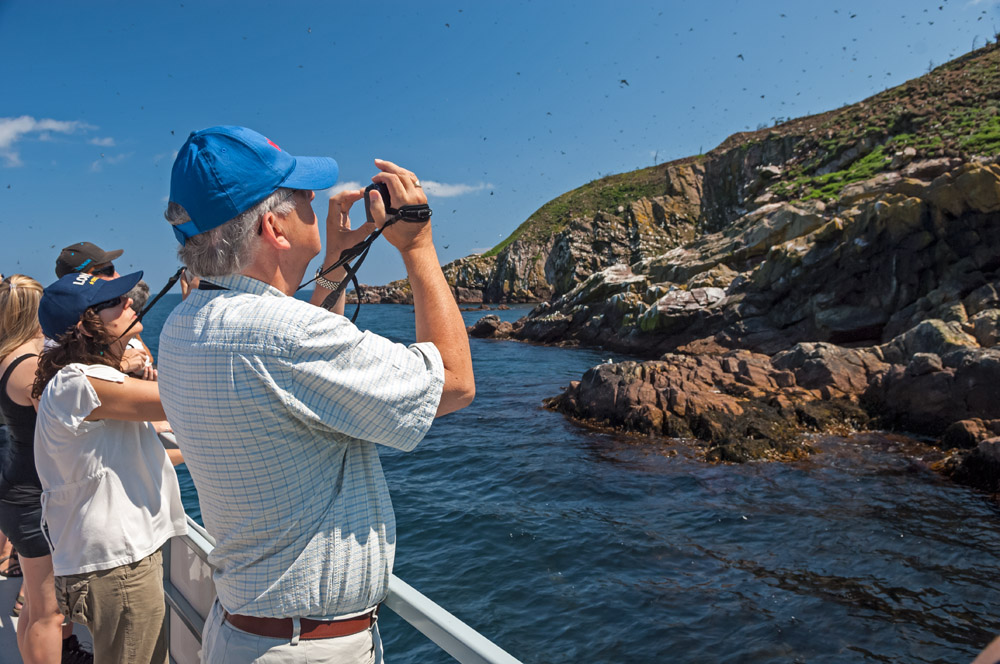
[141,294,1000,663]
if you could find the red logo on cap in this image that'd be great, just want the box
[266,138,282,151]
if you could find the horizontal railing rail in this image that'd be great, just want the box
[164,515,523,664]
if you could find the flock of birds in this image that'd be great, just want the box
[2,2,996,272]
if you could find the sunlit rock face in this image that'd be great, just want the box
[495,162,1000,356]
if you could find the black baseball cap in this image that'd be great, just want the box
[55,242,124,278]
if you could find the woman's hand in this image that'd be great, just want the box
[121,348,146,373]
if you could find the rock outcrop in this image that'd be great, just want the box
[545,348,872,463]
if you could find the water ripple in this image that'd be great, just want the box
[139,300,1000,664]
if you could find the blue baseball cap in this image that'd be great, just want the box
[168,126,339,245]
[39,271,144,340]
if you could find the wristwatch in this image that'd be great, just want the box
[315,267,342,291]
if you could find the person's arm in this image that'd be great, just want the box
[85,375,166,422]
[310,189,376,315]
[972,635,1000,664]
[372,160,475,416]
[153,424,185,465]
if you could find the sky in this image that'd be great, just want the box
[1,0,998,291]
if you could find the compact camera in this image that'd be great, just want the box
[364,182,391,209]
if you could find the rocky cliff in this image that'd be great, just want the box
[462,44,1000,495]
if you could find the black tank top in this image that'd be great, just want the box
[0,354,42,504]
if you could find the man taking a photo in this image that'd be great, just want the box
[157,126,474,663]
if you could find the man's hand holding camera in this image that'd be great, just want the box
[367,159,433,253]
[312,159,433,315]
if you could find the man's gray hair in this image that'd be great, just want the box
[165,188,298,277]
[127,279,151,314]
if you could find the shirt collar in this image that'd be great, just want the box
[207,274,287,298]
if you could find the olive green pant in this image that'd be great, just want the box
[55,549,167,664]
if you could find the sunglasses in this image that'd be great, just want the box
[92,295,126,314]
[89,264,116,278]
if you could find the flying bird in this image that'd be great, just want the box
[737,54,744,60]
[619,79,629,86]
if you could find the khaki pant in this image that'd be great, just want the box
[55,549,168,664]
[202,599,382,664]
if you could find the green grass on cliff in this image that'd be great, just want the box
[962,114,1000,154]
[753,44,1000,203]
[482,163,686,257]
[777,143,899,201]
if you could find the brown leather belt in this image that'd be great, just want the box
[223,606,378,640]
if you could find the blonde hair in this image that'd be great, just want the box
[0,274,43,360]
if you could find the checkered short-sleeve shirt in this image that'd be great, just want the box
[157,274,444,618]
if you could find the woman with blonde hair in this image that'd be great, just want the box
[0,275,90,663]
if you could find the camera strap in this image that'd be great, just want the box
[111,266,186,345]
[296,193,431,322]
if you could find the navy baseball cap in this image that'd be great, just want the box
[39,271,144,339]
[168,126,339,245]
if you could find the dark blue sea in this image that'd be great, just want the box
[141,294,1000,663]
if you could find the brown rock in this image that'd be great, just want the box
[963,284,1000,317]
[901,158,958,180]
[940,419,1000,450]
[967,309,1000,348]
[906,352,943,376]
[878,319,979,365]
[455,287,484,304]
[544,350,871,462]
[864,348,1000,435]
[468,315,514,339]
[772,342,888,397]
[952,437,1000,493]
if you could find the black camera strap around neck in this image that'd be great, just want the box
[111,266,186,346]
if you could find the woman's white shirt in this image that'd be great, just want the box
[34,363,187,576]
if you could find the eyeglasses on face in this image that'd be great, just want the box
[88,264,115,277]
[92,295,126,314]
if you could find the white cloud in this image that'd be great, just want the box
[153,151,178,166]
[422,181,492,197]
[322,179,492,200]
[89,152,133,172]
[0,116,94,166]
[89,137,116,147]
[326,181,363,196]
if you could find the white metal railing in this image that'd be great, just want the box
[162,515,522,664]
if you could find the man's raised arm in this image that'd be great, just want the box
[371,159,474,416]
